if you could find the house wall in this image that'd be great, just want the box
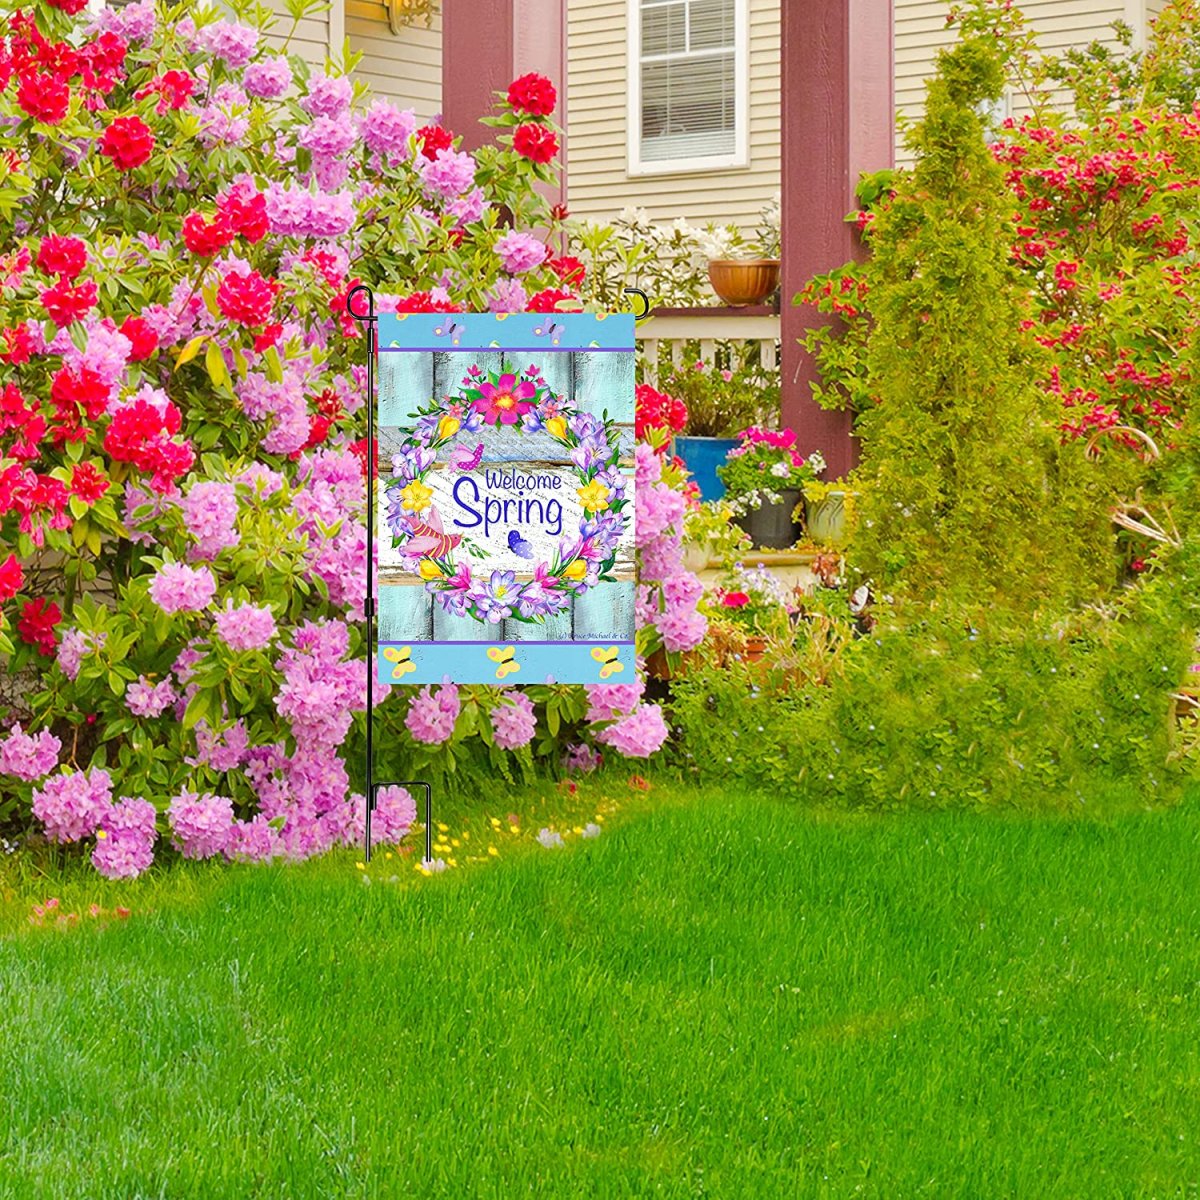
[565,0,781,230]
[346,3,443,118]
[264,0,333,67]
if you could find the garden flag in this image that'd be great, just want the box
[375,312,636,684]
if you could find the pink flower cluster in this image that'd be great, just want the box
[149,562,217,613]
[214,600,276,651]
[491,691,537,750]
[406,684,461,744]
[0,725,61,781]
[93,797,157,879]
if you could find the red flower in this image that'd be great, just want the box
[253,323,283,352]
[526,288,577,313]
[16,72,70,124]
[37,235,87,280]
[417,125,453,160]
[47,0,88,14]
[548,255,585,286]
[40,280,98,327]
[0,323,37,365]
[0,383,46,461]
[507,72,557,117]
[135,69,194,113]
[635,383,687,441]
[217,188,268,243]
[77,31,127,92]
[181,211,234,257]
[721,592,751,608]
[69,463,110,504]
[18,598,61,656]
[51,366,110,424]
[119,316,158,362]
[99,115,154,171]
[394,291,463,314]
[298,414,332,455]
[103,399,194,492]
[0,553,23,603]
[550,203,570,221]
[512,122,558,164]
[216,268,278,327]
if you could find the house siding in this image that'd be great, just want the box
[566,0,781,230]
[347,2,443,117]
[264,0,331,68]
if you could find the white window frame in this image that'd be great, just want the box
[626,0,750,177]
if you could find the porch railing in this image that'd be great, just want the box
[634,305,782,385]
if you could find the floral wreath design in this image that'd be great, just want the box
[385,363,631,625]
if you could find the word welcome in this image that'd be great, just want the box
[451,474,565,538]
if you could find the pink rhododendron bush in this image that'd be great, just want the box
[0,0,705,877]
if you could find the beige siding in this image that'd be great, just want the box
[347,3,443,116]
[567,0,781,230]
[896,0,1135,162]
[264,0,331,68]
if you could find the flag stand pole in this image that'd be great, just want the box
[347,284,433,868]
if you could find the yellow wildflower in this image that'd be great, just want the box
[576,480,610,513]
[400,479,433,513]
[488,846,500,857]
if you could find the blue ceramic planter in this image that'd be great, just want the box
[674,436,738,503]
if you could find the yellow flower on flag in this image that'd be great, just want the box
[400,479,433,512]
[563,559,588,581]
[544,416,568,441]
[418,559,444,580]
[437,415,461,440]
[576,480,610,512]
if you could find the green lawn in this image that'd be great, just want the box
[2,782,1200,1198]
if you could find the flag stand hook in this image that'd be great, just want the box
[346,283,433,869]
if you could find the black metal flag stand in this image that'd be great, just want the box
[347,283,433,867]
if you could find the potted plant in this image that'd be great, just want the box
[707,561,798,661]
[703,194,781,308]
[682,500,751,572]
[656,356,778,501]
[801,479,858,547]
[717,428,825,550]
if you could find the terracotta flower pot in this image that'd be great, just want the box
[708,259,781,307]
[744,637,767,663]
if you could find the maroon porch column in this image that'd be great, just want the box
[780,0,893,480]
[442,0,568,212]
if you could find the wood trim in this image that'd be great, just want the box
[328,0,345,61]
[780,0,892,480]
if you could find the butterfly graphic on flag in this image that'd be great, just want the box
[590,646,624,679]
[486,646,520,679]
[507,529,534,560]
[533,319,563,345]
[433,319,464,345]
[382,646,416,679]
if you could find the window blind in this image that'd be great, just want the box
[639,0,737,164]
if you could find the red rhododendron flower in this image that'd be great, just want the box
[217,188,269,243]
[217,268,278,327]
[37,235,87,280]
[119,316,158,362]
[0,247,32,291]
[0,553,23,603]
[417,124,453,160]
[18,598,61,656]
[0,383,46,461]
[526,288,577,313]
[297,413,332,455]
[16,72,70,124]
[181,211,234,257]
[635,383,688,442]
[1,323,37,365]
[512,123,558,164]
[47,0,88,14]
[548,255,585,286]
[78,31,127,92]
[69,463,111,503]
[507,72,556,117]
[40,280,98,327]
[253,323,283,352]
[394,291,464,314]
[99,115,154,171]
[51,366,110,424]
[721,592,751,608]
[103,399,194,492]
[135,68,194,112]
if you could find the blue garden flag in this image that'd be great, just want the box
[374,312,637,685]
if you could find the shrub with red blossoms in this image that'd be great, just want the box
[0,2,693,879]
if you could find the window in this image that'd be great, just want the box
[628,0,748,175]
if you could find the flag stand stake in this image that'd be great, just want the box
[347,283,433,868]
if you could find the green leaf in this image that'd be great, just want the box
[175,334,209,370]
[205,340,229,388]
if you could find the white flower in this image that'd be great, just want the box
[807,451,827,475]
[537,828,565,848]
[581,823,602,839]
[769,461,790,478]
